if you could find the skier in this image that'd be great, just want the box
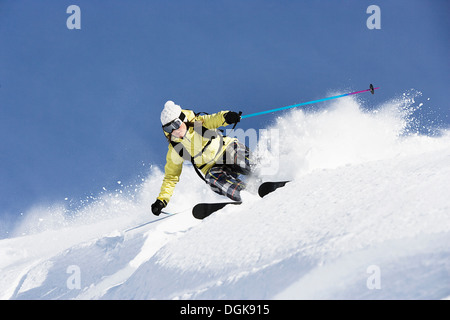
[151,101,253,216]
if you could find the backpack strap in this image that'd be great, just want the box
[194,111,209,116]
[170,127,224,183]
[170,140,207,183]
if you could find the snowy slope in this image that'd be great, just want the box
[1,94,450,300]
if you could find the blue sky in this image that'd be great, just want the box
[0,0,449,233]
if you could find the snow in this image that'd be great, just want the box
[1,94,449,300]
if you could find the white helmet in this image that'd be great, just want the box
[160,100,182,126]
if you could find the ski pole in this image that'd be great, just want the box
[241,84,379,119]
[124,211,181,233]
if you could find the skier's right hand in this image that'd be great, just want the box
[151,199,167,216]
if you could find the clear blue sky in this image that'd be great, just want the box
[0,0,449,233]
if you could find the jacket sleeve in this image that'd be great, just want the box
[157,145,184,204]
[197,111,231,129]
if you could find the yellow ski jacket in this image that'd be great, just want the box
[157,109,237,204]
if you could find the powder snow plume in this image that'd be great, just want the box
[1,91,449,300]
[256,89,448,179]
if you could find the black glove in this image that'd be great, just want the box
[151,199,167,216]
[224,111,241,125]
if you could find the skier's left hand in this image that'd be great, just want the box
[224,111,241,125]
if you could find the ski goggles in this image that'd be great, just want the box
[162,118,183,133]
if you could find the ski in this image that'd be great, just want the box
[258,181,290,198]
[192,201,242,220]
[192,181,290,219]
